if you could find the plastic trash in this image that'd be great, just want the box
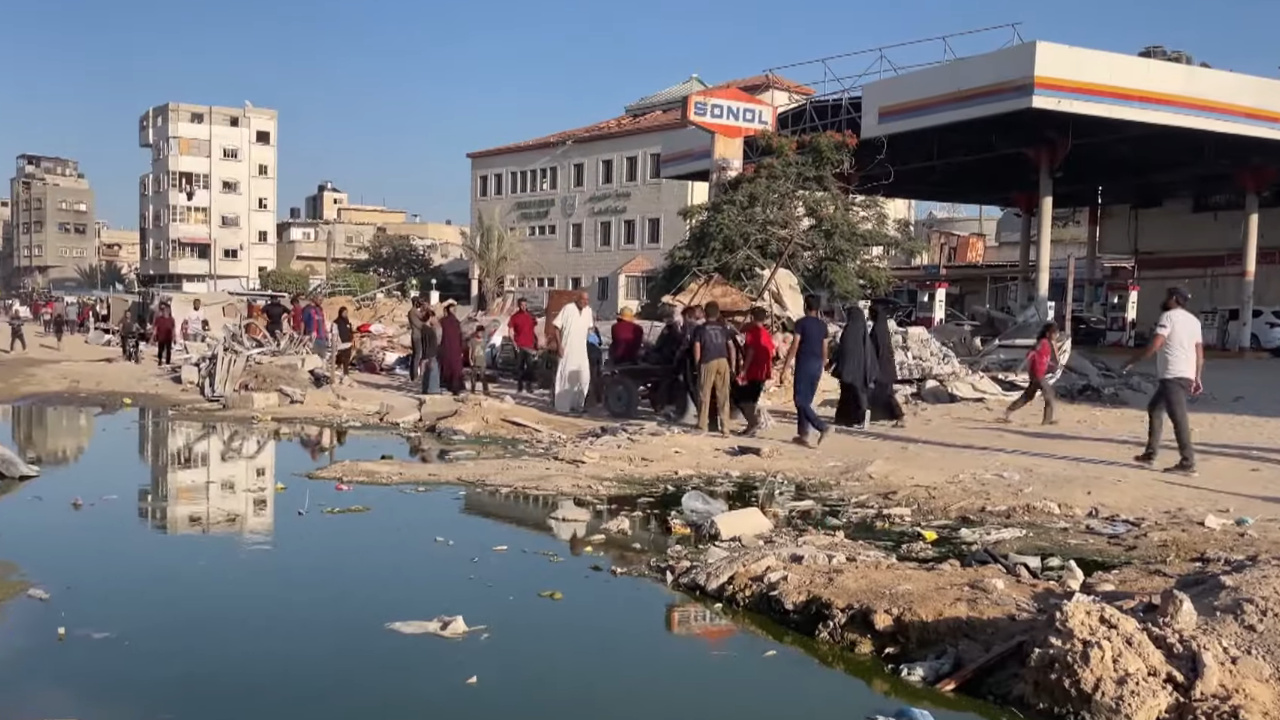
[867,709,936,720]
[25,588,50,602]
[385,615,485,638]
[680,490,728,523]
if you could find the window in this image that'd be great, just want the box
[621,218,637,247]
[646,217,662,246]
[492,173,504,197]
[220,213,240,228]
[257,164,270,178]
[58,247,72,258]
[597,276,610,302]
[570,276,585,290]
[648,152,662,180]
[623,155,639,183]
[229,116,240,128]
[526,276,556,289]
[538,168,549,192]
[57,199,70,210]
[509,171,518,195]
[72,200,89,212]
[257,230,269,243]
[345,234,359,245]
[171,171,210,191]
[73,248,88,258]
[549,166,559,191]
[600,158,615,186]
[57,222,71,234]
[222,146,240,161]
[526,224,557,237]
[571,162,585,189]
[477,174,490,199]
[518,171,529,194]
[169,205,210,225]
[221,179,240,194]
[31,221,42,233]
[597,219,612,248]
[20,222,29,234]
[32,246,43,257]
[222,248,240,260]
[255,130,272,145]
[190,112,205,124]
[20,198,28,210]
[33,198,44,211]
[73,223,88,235]
[140,176,151,195]
[569,222,584,250]
[625,275,650,302]
[257,197,269,210]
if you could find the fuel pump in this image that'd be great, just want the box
[915,282,948,329]
[1104,282,1139,346]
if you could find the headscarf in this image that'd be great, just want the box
[835,305,875,388]
[869,304,897,384]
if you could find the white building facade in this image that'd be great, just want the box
[138,103,278,291]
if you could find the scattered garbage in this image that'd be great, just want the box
[1203,514,1230,531]
[680,490,729,523]
[1235,516,1255,527]
[492,546,508,552]
[385,615,485,638]
[465,675,478,685]
[71,497,84,510]
[956,526,1027,545]
[601,515,632,536]
[537,590,564,601]
[709,507,774,541]
[322,505,370,515]
[25,588,50,602]
[898,648,957,685]
[334,483,353,492]
[1083,519,1136,536]
[57,626,66,641]
[762,650,777,657]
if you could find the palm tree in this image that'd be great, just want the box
[74,262,128,290]
[460,209,523,310]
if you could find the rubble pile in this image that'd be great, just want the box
[891,325,1012,403]
[182,321,327,407]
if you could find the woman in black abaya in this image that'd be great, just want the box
[868,304,906,427]
[832,305,877,429]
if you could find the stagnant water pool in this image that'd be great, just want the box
[0,404,1012,720]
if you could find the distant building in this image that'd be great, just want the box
[279,181,468,281]
[6,154,97,289]
[0,196,10,281]
[96,221,141,274]
[137,102,279,291]
[9,405,94,467]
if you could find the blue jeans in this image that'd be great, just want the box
[793,362,827,438]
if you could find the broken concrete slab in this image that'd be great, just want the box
[709,507,774,541]
[179,364,200,386]
[224,391,280,411]
[278,385,306,404]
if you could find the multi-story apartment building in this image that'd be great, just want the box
[6,154,96,289]
[0,197,10,282]
[467,74,813,315]
[137,103,278,291]
[96,221,141,275]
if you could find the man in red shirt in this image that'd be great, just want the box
[290,295,305,334]
[609,307,644,365]
[736,307,775,436]
[507,297,538,393]
[1003,321,1058,424]
[153,302,176,366]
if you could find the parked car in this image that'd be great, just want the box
[1221,306,1280,352]
[1070,313,1108,346]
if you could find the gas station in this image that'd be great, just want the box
[766,37,1280,350]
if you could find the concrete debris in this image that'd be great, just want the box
[601,515,632,536]
[709,507,774,541]
[891,324,1013,403]
[1060,560,1086,593]
[278,386,307,404]
[898,648,958,685]
[0,444,40,479]
[1157,588,1198,631]
[1203,514,1231,531]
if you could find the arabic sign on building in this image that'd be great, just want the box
[683,88,776,139]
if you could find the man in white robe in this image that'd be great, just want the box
[553,292,594,413]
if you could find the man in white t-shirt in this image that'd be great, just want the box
[1122,286,1202,475]
[185,299,207,341]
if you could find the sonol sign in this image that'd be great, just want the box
[684,87,777,139]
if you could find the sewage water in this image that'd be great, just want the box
[0,405,1011,720]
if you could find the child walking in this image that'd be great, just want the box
[467,326,490,395]
[1002,322,1059,425]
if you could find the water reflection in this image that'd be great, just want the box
[9,404,95,467]
[665,602,738,642]
[462,489,670,552]
[136,408,275,538]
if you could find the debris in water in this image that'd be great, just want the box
[385,615,486,638]
[25,588,50,602]
[435,537,446,543]
[465,675,478,685]
[57,626,66,641]
[681,490,729,523]
[537,590,564,601]
[585,533,606,543]
[275,482,287,492]
[334,483,353,492]
[322,505,370,514]
[763,650,777,657]
[71,497,84,510]
[101,494,119,501]
[492,545,508,552]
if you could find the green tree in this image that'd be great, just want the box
[461,209,522,310]
[329,268,378,297]
[657,131,917,302]
[349,233,434,291]
[74,262,129,290]
[259,268,311,296]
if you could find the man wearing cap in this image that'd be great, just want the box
[610,307,643,365]
[1123,286,1203,475]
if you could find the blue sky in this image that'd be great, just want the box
[5,0,1278,228]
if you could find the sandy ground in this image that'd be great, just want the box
[5,329,1280,719]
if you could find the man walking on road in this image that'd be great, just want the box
[1123,286,1203,476]
[692,301,735,435]
[780,294,830,448]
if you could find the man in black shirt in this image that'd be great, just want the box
[262,296,289,339]
[693,301,736,435]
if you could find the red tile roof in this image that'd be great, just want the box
[466,108,686,159]
[616,255,657,275]
[714,73,816,97]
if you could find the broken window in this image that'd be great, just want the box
[57,222,71,234]
[190,112,205,124]
[73,223,87,235]
[255,130,271,145]
[518,171,529,194]
[549,166,559,191]
[538,168,548,192]
[229,116,240,127]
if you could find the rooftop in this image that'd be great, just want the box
[467,73,813,159]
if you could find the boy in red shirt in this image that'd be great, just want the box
[736,307,776,436]
[1002,322,1059,424]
